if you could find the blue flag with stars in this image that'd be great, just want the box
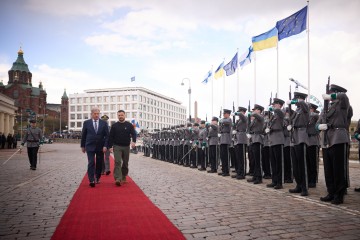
[276,6,307,41]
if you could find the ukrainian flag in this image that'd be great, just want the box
[252,27,278,51]
[214,61,224,79]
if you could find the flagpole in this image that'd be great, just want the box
[236,48,239,107]
[254,52,257,103]
[307,0,310,99]
[211,65,214,118]
[222,58,225,108]
[276,45,279,97]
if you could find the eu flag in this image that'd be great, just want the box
[223,53,238,76]
[276,6,307,41]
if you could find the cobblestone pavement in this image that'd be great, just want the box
[0,143,360,240]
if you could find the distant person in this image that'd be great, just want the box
[109,110,136,186]
[12,134,17,149]
[21,120,43,170]
[101,115,111,176]
[7,133,12,149]
[1,133,6,149]
[81,107,109,188]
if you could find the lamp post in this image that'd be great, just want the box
[181,78,191,123]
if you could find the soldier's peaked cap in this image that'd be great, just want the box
[200,120,206,124]
[223,109,231,114]
[272,98,285,105]
[193,123,199,126]
[180,124,185,127]
[309,103,318,110]
[252,104,264,111]
[187,122,192,127]
[101,115,109,120]
[29,119,36,123]
[238,107,247,112]
[293,92,307,100]
[212,116,219,122]
[330,84,347,93]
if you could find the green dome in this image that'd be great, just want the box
[10,48,30,73]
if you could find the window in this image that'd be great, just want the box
[104,96,109,103]
[70,122,75,128]
[13,90,19,98]
[77,122,82,128]
[83,105,88,111]
[84,113,89,119]
[117,104,123,110]
[83,97,88,103]
[132,103,137,109]
[125,95,130,101]
[70,106,75,112]
[132,95,137,101]
[125,104,130,110]
[70,98,75,104]
[77,98,82,104]
[77,106,82,111]
[103,105,109,111]
[111,96,116,102]
[111,104,116,110]
[77,114,82,119]
[111,112,116,119]
[70,114,75,120]
[90,97,95,103]
[118,96,123,102]
[97,96,102,102]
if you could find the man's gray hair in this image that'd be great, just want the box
[91,106,101,113]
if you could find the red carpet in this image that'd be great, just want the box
[51,156,185,240]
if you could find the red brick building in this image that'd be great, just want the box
[0,48,68,127]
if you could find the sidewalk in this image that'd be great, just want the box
[0,143,360,239]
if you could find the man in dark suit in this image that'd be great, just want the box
[81,107,109,187]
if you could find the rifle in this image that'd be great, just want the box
[323,76,330,147]
[232,101,236,125]
[247,100,251,133]
[269,92,272,118]
[219,107,222,119]
[288,85,293,143]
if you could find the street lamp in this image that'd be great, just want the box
[181,78,191,123]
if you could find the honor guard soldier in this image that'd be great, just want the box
[318,84,350,204]
[178,124,185,165]
[247,104,265,184]
[231,107,248,179]
[307,104,320,188]
[266,98,285,189]
[183,123,192,166]
[21,119,43,170]
[101,115,111,175]
[169,126,175,163]
[218,109,232,176]
[262,111,272,180]
[287,92,310,196]
[173,125,181,164]
[190,123,200,168]
[207,117,219,173]
[198,120,208,171]
[283,107,294,183]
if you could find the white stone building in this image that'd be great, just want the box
[68,87,187,131]
[0,93,17,135]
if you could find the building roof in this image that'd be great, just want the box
[62,89,68,99]
[10,48,30,73]
[83,87,182,105]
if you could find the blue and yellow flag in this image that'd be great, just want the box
[252,27,278,51]
[202,70,212,84]
[276,6,307,41]
[214,62,224,79]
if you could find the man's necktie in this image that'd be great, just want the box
[94,120,98,133]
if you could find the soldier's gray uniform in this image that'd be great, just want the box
[307,108,320,187]
[199,125,209,170]
[22,125,43,170]
[219,116,232,175]
[249,111,264,182]
[320,87,350,204]
[268,107,285,187]
[234,111,248,178]
[208,122,219,172]
[289,97,310,195]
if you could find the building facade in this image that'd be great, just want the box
[68,87,187,131]
[0,93,17,135]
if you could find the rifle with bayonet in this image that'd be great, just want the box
[323,76,330,147]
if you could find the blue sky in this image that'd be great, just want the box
[1,0,359,120]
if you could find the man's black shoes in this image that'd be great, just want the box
[89,182,95,187]
[320,194,334,202]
